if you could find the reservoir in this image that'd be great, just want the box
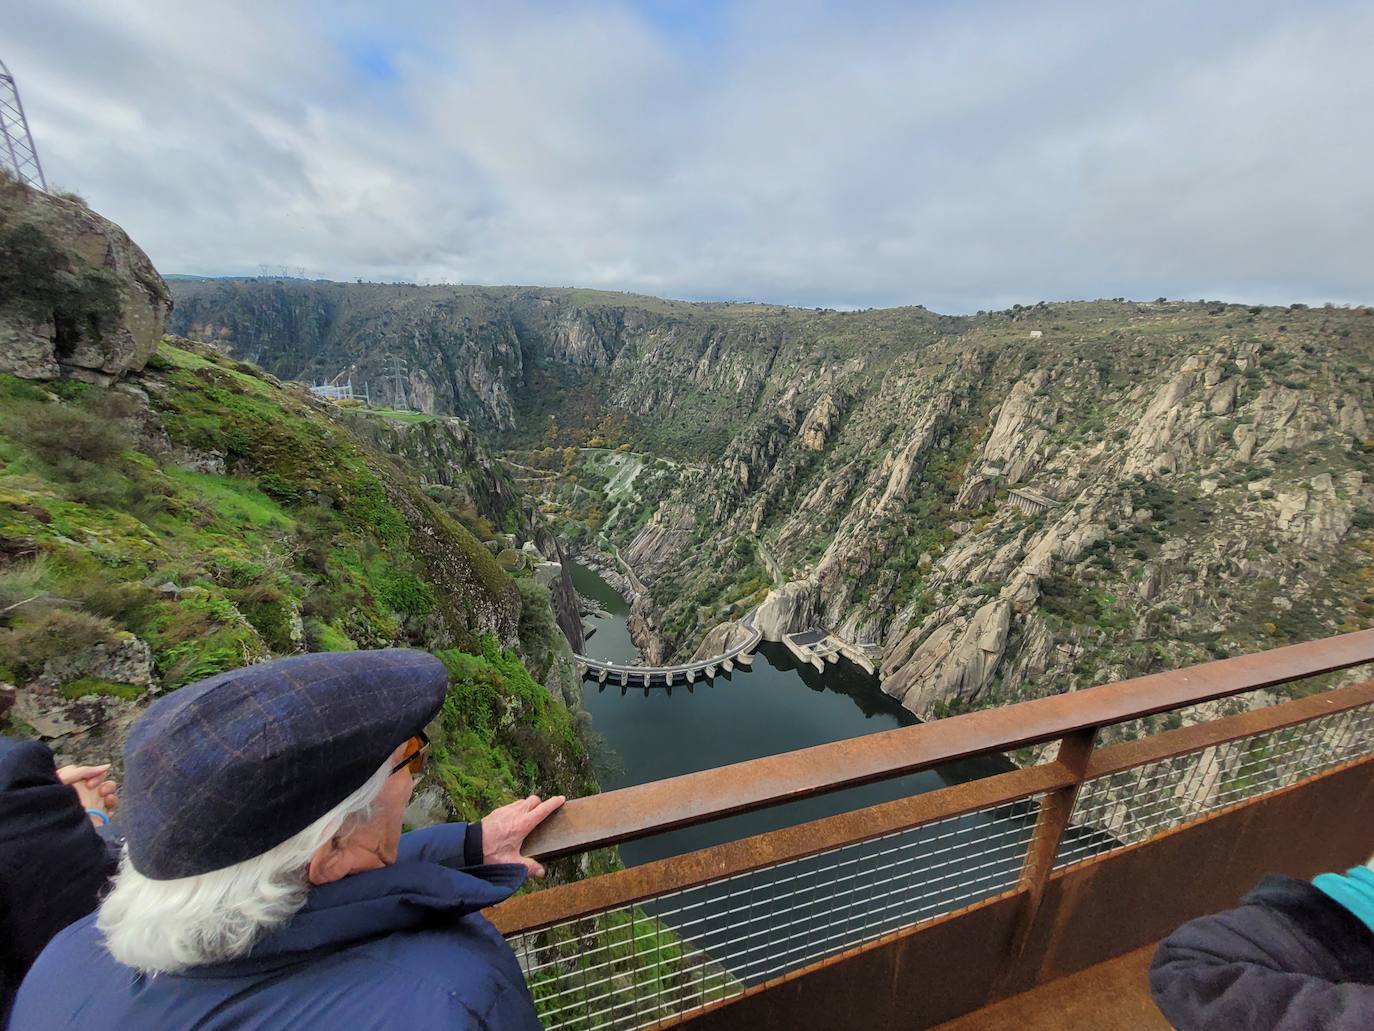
[568,557,1014,863]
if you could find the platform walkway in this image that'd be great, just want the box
[490,628,1374,1030]
[932,943,1168,1031]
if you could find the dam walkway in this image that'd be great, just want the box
[575,610,762,686]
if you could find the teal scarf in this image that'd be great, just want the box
[1313,866,1374,936]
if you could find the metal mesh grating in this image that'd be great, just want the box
[1056,702,1374,869]
[509,796,1043,1031]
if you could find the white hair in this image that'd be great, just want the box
[98,760,393,974]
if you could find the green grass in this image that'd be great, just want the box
[366,407,435,423]
[305,618,356,651]
[61,677,147,701]
[156,342,275,396]
[428,636,594,821]
[164,468,295,530]
[0,340,524,698]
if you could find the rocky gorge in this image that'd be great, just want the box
[171,279,1374,749]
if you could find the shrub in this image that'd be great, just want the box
[0,607,116,680]
[69,573,160,635]
[233,582,300,652]
[8,397,132,467]
[257,473,302,504]
[0,556,53,613]
[370,567,435,618]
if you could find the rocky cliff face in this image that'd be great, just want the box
[344,412,586,653]
[168,280,1374,742]
[671,306,1374,738]
[171,281,529,426]
[169,282,956,456]
[0,179,171,384]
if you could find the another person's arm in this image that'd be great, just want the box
[1151,901,1374,1030]
[54,764,118,824]
[0,741,121,1022]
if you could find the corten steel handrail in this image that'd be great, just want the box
[492,677,1374,937]
[525,628,1374,859]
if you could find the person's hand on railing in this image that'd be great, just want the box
[481,794,565,877]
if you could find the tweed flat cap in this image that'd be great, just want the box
[122,649,448,880]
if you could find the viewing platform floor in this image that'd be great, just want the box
[932,943,1168,1031]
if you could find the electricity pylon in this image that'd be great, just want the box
[386,354,410,411]
[0,59,47,191]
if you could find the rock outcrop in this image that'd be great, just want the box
[881,599,1012,715]
[755,580,820,641]
[689,620,755,661]
[798,393,842,451]
[0,179,170,383]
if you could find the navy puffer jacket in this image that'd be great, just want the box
[1151,874,1374,1030]
[0,738,118,1025]
[11,823,542,1030]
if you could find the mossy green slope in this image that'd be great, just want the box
[0,339,594,816]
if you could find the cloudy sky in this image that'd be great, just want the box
[8,1,1373,311]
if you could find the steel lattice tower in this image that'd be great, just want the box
[0,59,47,191]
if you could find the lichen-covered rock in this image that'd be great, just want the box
[982,371,1055,483]
[1274,474,1353,550]
[798,393,841,451]
[0,179,170,382]
[36,632,156,692]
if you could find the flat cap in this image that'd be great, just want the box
[122,649,448,880]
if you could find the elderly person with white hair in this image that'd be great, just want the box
[12,650,563,1030]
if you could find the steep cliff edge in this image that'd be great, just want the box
[0,188,595,822]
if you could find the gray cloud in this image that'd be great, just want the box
[9,0,1373,311]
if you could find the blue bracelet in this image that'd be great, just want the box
[86,809,110,826]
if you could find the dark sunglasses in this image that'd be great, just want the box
[391,731,429,777]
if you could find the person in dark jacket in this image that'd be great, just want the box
[0,738,119,1024]
[1150,864,1374,1029]
[11,650,564,1030]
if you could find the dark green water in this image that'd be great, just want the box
[569,558,1008,867]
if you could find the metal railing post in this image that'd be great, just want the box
[1007,726,1097,958]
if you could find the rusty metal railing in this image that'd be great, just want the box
[489,630,1374,1031]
